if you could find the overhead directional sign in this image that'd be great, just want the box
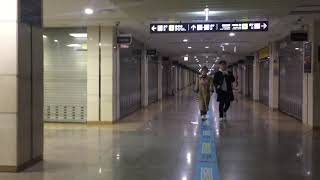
[150,21,269,33]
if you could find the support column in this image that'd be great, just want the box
[303,19,320,128]
[253,53,260,101]
[87,26,118,123]
[141,49,148,107]
[0,0,43,171]
[158,57,163,100]
[269,42,279,109]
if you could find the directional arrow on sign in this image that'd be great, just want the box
[151,25,157,31]
[262,23,268,29]
[191,25,196,31]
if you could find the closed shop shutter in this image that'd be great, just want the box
[279,40,303,120]
[248,65,253,98]
[148,57,158,104]
[119,43,142,118]
[259,60,269,105]
[44,28,87,123]
[162,63,169,97]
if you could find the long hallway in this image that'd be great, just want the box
[1,89,319,180]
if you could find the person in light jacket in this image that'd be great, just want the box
[194,66,214,120]
[213,60,235,121]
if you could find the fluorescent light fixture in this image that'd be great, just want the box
[69,33,87,38]
[204,7,209,21]
[67,44,82,47]
[199,64,202,67]
[205,46,209,49]
[188,46,192,49]
[42,35,47,39]
[295,47,300,50]
[184,56,189,61]
[194,56,197,58]
[224,43,229,45]
[229,32,235,37]
[84,8,94,15]
[183,39,188,42]
[234,46,237,53]
[215,60,218,62]
[54,39,58,43]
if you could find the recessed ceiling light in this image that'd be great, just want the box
[184,56,189,61]
[54,39,58,43]
[229,32,235,37]
[205,46,209,49]
[42,35,47,39]
[194,56,197,58]
[84,8,94,15]
[295,47,300,50]
[183,39,188,42]
[188,46,192,49]
[224,43,229,45]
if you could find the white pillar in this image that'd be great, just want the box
[141,49,148,107]
[87,26,118,123]
[303,19,320,128]
[269,42,279,109]
[158,57,163,100]
[253,53,260,101]
[87,27,100,122]
[0,0,43,171]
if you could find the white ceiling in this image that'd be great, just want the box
[44,0,320,70]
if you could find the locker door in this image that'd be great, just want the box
[120,45,142,118]
[259,60,269,106]
[279,41,303,120]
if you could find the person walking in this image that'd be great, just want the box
[213,61,235,121]
[194,66,214,120]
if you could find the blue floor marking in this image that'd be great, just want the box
[195,106,220,180]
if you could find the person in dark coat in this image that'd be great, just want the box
[213,60,235,121]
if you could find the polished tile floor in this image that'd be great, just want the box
[1,89,320,180]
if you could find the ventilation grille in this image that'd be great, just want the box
[44,105,86,122]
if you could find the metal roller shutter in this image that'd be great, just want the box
[148,57,158,104]
[259,60,269,106]
[119,42,142,118]
[279,40,303,120]
[162,62,169,97]
[44,28,87,123]
[248,65,253,98]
